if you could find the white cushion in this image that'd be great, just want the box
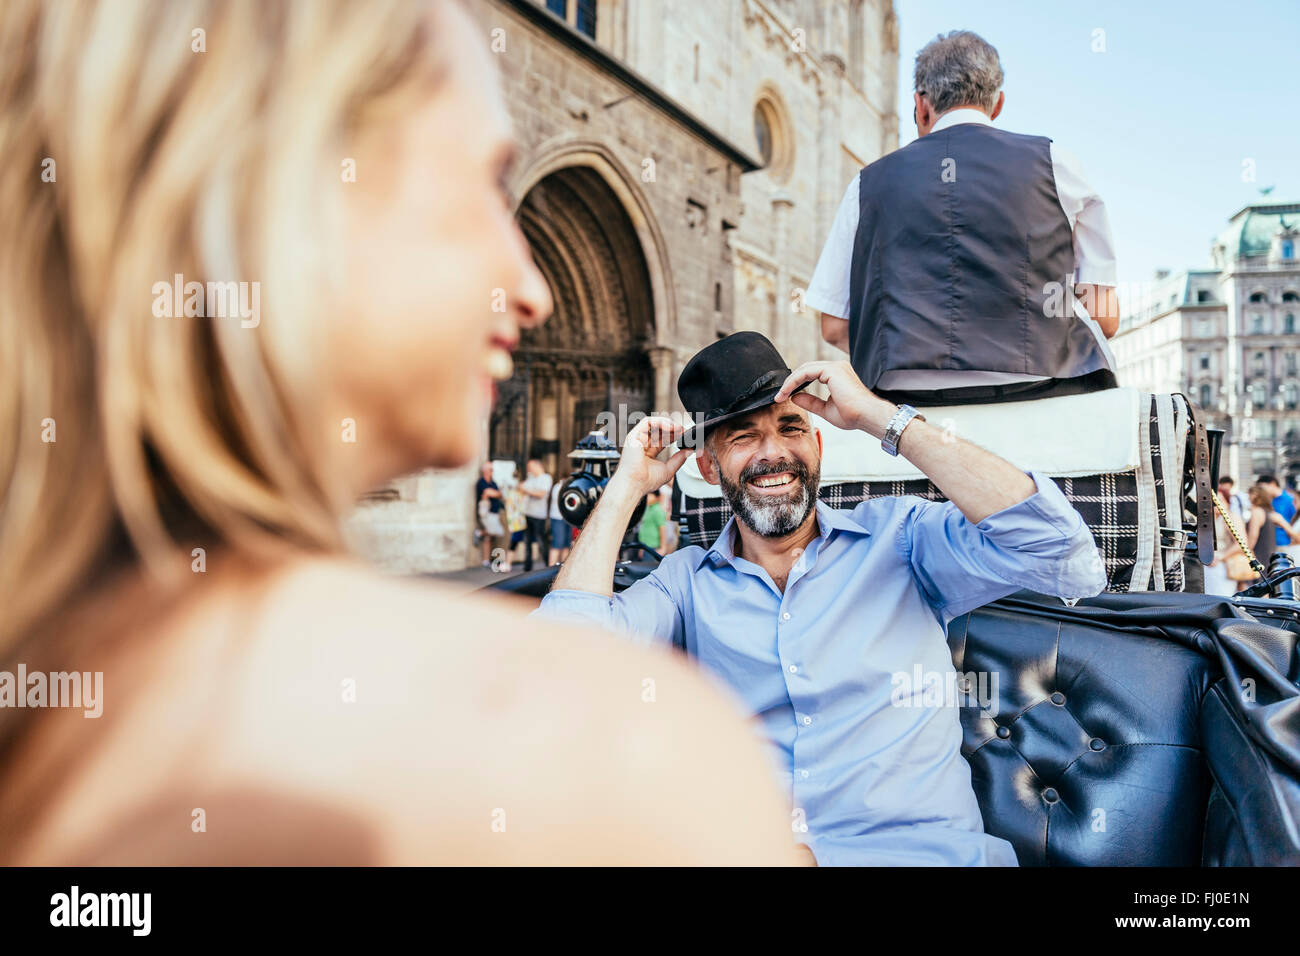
[675,386,1142,499]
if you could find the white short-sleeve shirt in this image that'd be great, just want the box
[805,109,1117,390]
[522,473,553,520]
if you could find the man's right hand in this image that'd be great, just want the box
[610,417,693,500]
[551,417,690,596]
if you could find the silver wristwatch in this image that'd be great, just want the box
[881,404,926,457]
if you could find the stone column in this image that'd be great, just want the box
[771,193,794,360]
[524,368,536,461]
[647,345,676,416]
[556,373,571,461]
[817,70,841,248]
[537,382,558,475]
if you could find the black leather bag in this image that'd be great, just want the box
[949,588,1300,866]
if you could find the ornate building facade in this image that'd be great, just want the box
[1112,201,1300,484]
[346,0,900,571]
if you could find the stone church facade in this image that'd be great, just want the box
[345,0,900,572]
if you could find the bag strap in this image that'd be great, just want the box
[1132,394,1160,589]
[1176,392,1215,567]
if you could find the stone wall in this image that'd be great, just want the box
[344,462,480,574]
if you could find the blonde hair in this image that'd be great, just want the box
[1248,484,1274,511]
[0,0,448,652]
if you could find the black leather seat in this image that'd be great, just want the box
[950,589,1300,866]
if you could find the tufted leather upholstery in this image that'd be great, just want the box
[950,589,1300,866]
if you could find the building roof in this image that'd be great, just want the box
[1217,201,1300,258]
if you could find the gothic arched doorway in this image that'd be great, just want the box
[492,165,655,479]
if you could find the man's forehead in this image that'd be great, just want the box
[720,402,810,433]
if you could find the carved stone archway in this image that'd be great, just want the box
[490,163,657,479]
[513,140,676,342]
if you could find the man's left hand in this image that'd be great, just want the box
[773,360,898,437]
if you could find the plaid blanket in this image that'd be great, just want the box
[675,394,1189,593]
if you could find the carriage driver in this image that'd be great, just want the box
[530,331,1107,866]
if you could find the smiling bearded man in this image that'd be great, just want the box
[717,443,819,539]
[530,330,1107,866]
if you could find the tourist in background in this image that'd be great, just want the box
[476,461,508,570]
[637,488,670,554]
[548,480,573,566]
[1218,476,1250,526]
[1221,483,1300,591]
[1208,484,1245,596]
[520,458,553,572]
[1260,475,1299,558]
[659,484,679,554]
[502,463,526,569]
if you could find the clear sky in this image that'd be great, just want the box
[893,0,1300,287]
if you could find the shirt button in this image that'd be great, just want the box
[802,715,812,726]
[788,664,798,674]
[799,770,810,779]
[781,612,791,621]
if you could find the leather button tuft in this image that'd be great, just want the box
[1050,692,1066,706]
[1089,738,1106,751]
[995,726,1010,739]
[1042,787,1059,804]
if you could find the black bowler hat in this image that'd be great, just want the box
[676,331,810,448]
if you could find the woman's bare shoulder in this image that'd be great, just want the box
[34,557,801,865]
[245,556,717,712]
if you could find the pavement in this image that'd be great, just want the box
[427,562,561,593]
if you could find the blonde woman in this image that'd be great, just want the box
[0,0,800,865]
[1218,484,1300,592]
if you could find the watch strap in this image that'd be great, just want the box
[881,404,925,456]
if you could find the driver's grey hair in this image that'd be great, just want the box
[913,30,1003,115]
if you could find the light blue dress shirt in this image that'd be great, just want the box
[530,470,1108,866]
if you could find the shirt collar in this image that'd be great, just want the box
[930,107,993,133]
[695,499,871,571]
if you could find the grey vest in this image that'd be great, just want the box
[847,124,1112,394]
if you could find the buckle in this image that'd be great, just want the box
[1159,525,1186,547]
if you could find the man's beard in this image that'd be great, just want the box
[718,456,820,538]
